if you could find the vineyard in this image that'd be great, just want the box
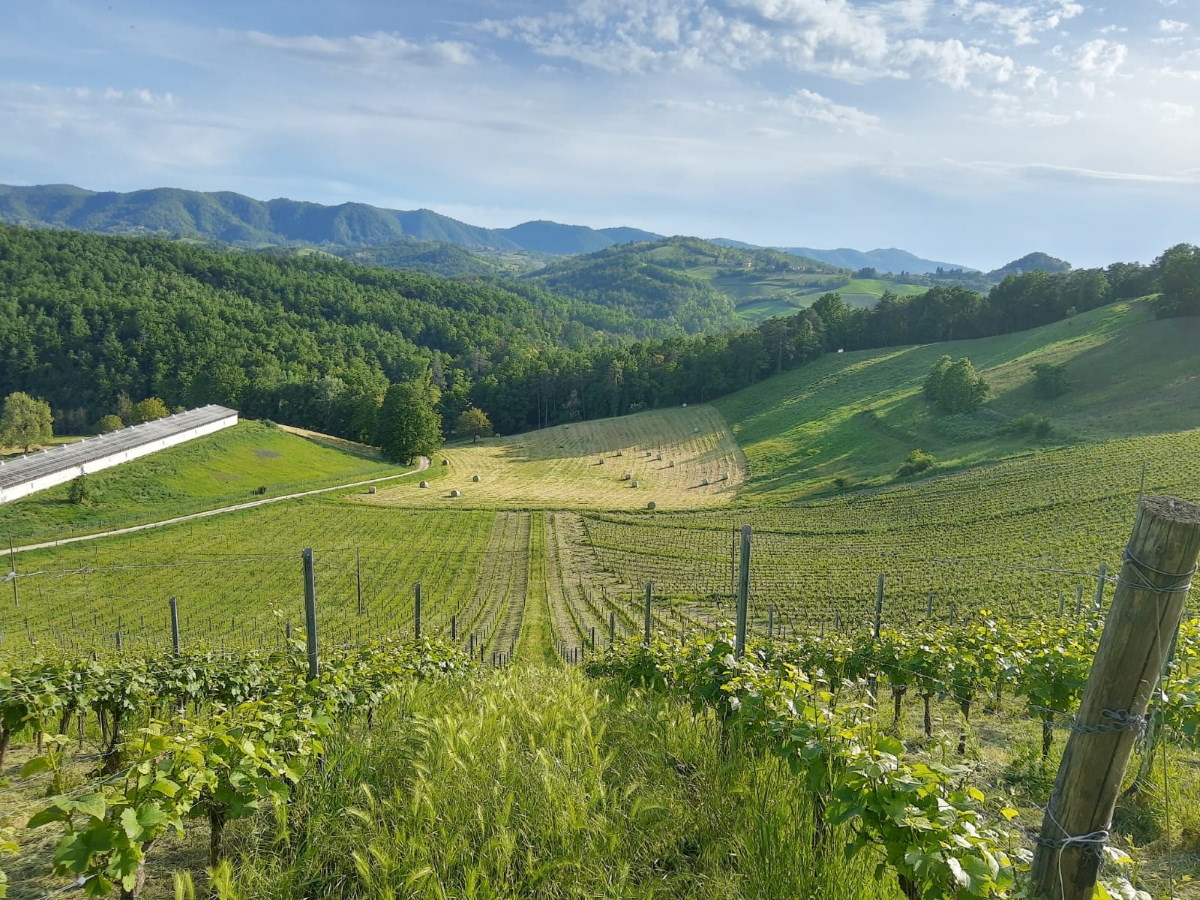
[575,429,1200,629]
[3,416,1200,895]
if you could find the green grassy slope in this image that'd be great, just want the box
[0,421,402,542]
[715,299,1200,502]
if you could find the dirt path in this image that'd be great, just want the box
[12,457,429,555]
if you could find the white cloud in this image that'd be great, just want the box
[777,88,881,132]
[952,1,1083,46]
[1159,19,1190,33]
[237,31,476,69]
[1074,39,1127,78]
[895,38,1014,89]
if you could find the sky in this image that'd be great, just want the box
[1,0,1197,270]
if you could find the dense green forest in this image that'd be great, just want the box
[1,224,1195,442]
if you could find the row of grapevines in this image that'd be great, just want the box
[1,638,469,898]
[586,636,1020,900]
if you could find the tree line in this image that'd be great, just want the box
[0,224,1194,446]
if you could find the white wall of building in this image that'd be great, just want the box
[0,413,238,504]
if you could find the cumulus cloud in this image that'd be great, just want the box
[1159,19,1190,33]
[951,1,1083,46]
[478,0,1020,89]
[1074,39,1127,78]
[895,38,1014,89]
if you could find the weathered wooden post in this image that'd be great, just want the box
[609,611,616,646]
[1030,497,1200,900]
[735,524,751,657]
[643,582,653,645]
[356,548,363,616]
[414,583,422,640]
[1093,563,1107,613]
[927,591,935,618]
[302,548,319,680]
[450,614,457,642]
[873,573,885,640]
[8,541,17,610]
[169,596,180,654]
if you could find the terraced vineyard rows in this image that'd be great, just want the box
[572,430,1200,627]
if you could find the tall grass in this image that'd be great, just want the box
[206,667,894,899]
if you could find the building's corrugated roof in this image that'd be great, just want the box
[0,405,238,491]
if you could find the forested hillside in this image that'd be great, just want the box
[1,224,1195,443]
[524,236,846,328]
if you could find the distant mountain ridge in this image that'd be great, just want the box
[3,183,981,270]
[0,183,661,256]
[710,238,974,275]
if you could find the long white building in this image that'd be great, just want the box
[0,405,239,504]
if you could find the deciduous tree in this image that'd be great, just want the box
[0,392,53,452]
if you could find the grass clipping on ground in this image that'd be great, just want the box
[366,405,746,510]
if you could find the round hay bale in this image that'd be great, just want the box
[668,461,675,468]
[631,480,639,488]
[647,501,657,510]
[682,402,688,407]
[616,450,623,457]
[472,474,481,483]
[721,472,729,481]
[441,458,449,466]
[692,427,700,433]
[367,486,377,495]
[701,478,710,486]
[449,489,461,498]
[622,472,632,481]
[656,453,663,461]
[419,481,429,489]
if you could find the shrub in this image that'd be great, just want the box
[68,475,90,505]
[1029,363,1070,399]
[897,449,936,477]
[1009,414,1053,439]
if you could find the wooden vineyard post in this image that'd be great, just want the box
[735,525,751,658]
[451,614,457,642]
[414,583,422,640]
[609,611,616,646]
[356,548,363,616]
[8,540,16,609]
[1093,563,1107,614]
[874,573,885,639]
[1030,497,1200,900]
[169,596,180,654]
[302,548,319,681]
[643,582,653,645]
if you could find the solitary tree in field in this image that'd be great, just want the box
[0,392,53,452]
[377,379,443,464]
[456,407,493,443]
[923,356,989,414]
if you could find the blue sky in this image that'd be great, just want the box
[1,0,1197,269]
